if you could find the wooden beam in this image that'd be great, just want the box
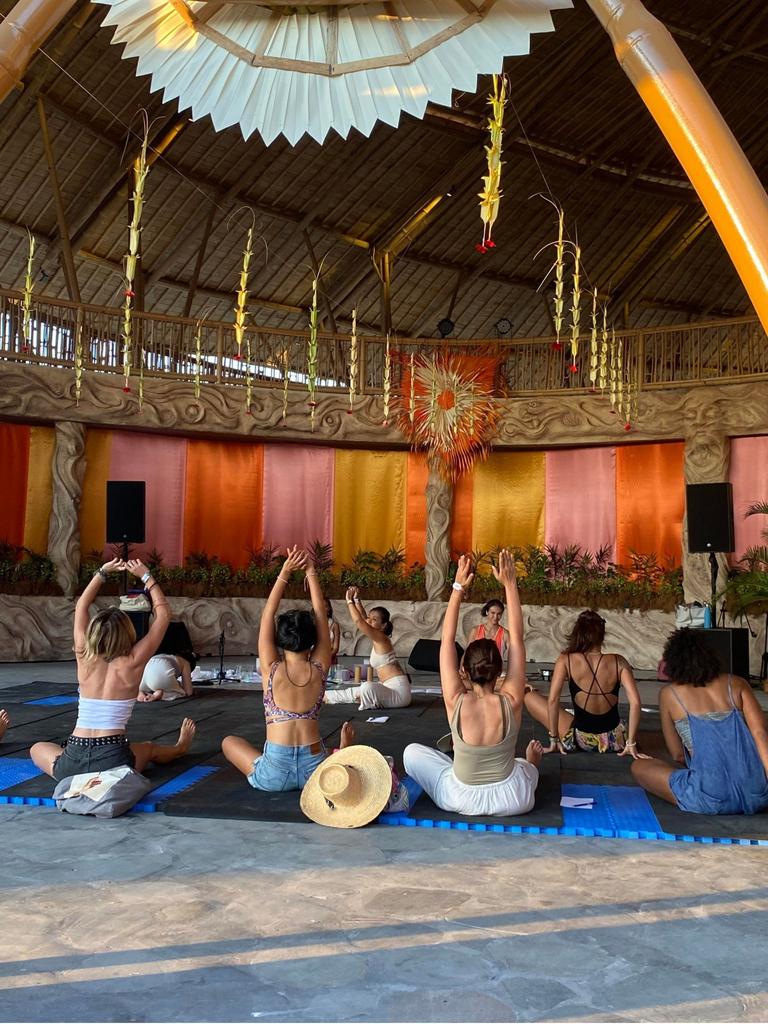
[182,198,218,318]
[35,95,80,302]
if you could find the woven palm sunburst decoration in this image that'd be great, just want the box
[397,354,500,480]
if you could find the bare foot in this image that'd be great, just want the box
[525,739,543,768]
[176,718,196,754]
[0,709,8,742]
[339,721,356,748]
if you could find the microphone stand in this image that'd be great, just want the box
[708,550,718,627]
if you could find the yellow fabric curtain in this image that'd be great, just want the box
[79,429,112,556]
[471,451,546,554]
[23,426,55,554]
[333,450,406,566]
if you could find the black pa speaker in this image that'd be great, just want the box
[106,481,146,544]
[408,638,464,674]
[686,482,734,553]
[690,627,750,680]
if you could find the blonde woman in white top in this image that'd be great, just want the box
[324,588,411,710]
[31,558,196,780]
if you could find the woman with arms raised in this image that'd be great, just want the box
[524,610,646,759]
[31,559,195,780]
[222,547,333,791]
[403,550,542,816]
[323,590,411,710]
[632,628,768,814]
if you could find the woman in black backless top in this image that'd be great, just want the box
[524,610,648,757]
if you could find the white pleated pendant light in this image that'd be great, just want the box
[97,0,572,145]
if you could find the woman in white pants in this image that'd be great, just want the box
[138,653,194,702]
[404,550,542,817]
[324,589,411,710]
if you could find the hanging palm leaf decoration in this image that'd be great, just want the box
[245,336,253,414]
[22,229,35,353]
[408,351,416,425]
[382,332,392,426]
[122,115,150,393]
[588,287,598,387]
[599,305,608,392]
[569,242,581,373]
[476,74,506,254]
[233,225,253,363]
[609,326,617,408]
[193,318,203,400]
[307,274,319,429]
[534,199,565,351]
[74,315,84,406]
[282,347,290,421]
[348,308,358,412]
[397,354,501,480]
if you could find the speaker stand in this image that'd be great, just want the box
[121,534,129,596]
[216,631,226,686]
[708,550,719,625]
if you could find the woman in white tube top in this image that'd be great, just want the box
[31,558,196,781]
[324,589,411,710]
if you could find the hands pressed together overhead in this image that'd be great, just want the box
[98,558,151,578]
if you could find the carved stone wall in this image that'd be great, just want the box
[48,421,86,596]
[425,464,452,600]
[2,363,768,449]
[3,594,765,674]
[682,430,731,603]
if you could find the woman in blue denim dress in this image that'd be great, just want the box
[222,547,333,791]
[632,629,768,815]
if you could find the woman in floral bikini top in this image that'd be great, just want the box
[222,547,333,792]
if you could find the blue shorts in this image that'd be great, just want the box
[248,739,327,792]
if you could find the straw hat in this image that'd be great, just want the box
[300,746,393,829]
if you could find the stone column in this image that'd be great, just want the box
[48,420,86,596]
[425,463,453,601]
[682,431,730,604]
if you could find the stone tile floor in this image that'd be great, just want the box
[1,660,767,1022]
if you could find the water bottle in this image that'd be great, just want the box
[703,604,713,629]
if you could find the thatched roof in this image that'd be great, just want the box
[0,0,765,338]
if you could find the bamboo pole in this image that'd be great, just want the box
[0,0,79,103]
[586,0,768,334]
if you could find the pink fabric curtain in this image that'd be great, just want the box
[729,435,768,557]
[545,447,617,560]
[109,432,187,564]
[262,444,334,553]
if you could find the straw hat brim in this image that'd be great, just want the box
[300,745,393,829]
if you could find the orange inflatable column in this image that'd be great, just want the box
[586,0,768,333]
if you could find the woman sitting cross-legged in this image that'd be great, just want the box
[30,559,196,781]
[404,550,542,817]
[524,609,646,759]
[221,547,333,791]
[323,590,411,710]
[631,628,768,815]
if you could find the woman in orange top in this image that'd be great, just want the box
[473,599,509,660]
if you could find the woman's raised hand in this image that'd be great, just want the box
[100,558,124,575]
[123,559,149,578]
[345,586,359,603]
[491,548,517,587]
[454,555,474,591]
[282,546,308,575]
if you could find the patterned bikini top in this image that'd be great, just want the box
[262,658,327,725]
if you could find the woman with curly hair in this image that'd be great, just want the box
[524,609,646,758]
[631,629,768,814]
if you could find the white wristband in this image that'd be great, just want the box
[141,572,151,583]
[452,581,464,592]
[346,599,354,604]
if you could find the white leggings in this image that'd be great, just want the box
[403,743,538,817]
[324,674,411,710]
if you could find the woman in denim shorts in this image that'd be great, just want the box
[222,547,333,791]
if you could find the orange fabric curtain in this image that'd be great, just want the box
[79,428,112,557]
[183,440,264,568]
[405,453,429,565]
[0,422,30,547]
[615,441,685,566]
[450,471,474,556]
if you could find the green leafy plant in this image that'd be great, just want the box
[726,501,768,615]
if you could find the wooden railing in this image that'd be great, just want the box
[1,287,766,396]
